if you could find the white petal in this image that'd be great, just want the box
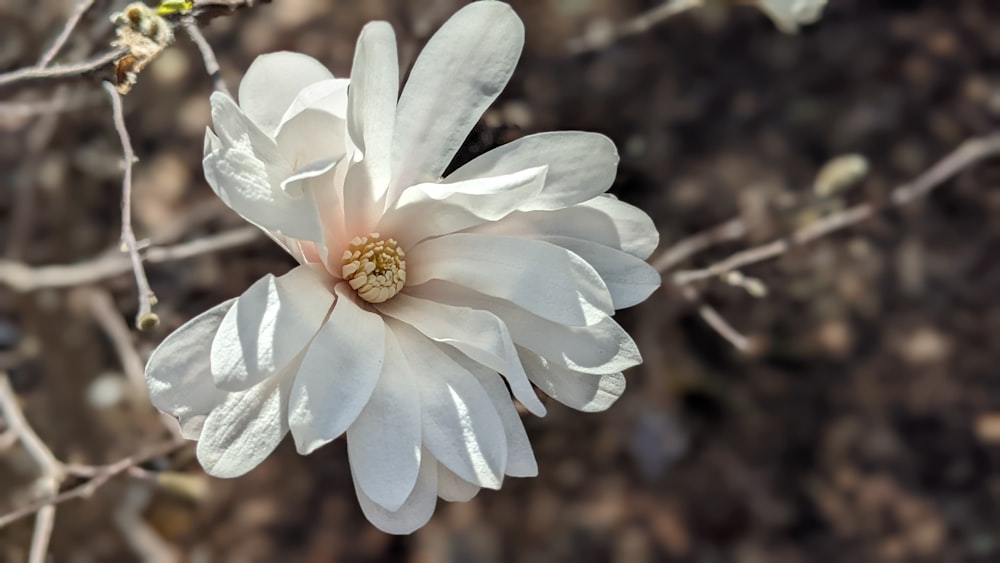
[470,194,659,259]
[274,108,346,172]
[211,266,333,391]
[346,328,422,512]
[391,320,507,490]
[519,349,626,413]
[146,299,234,439]
[205,93,324,242]
[388,1,524,199]
[279,78,351,125]
[196,362,297,478]
[239,51,334,135]
[451,355,538,478]
[406,233,613,327]
[436,462,480,502]
[538,235,661,309]
[445,132,619,211]
[347,21,398,200]
[353,447,438,535]
[288,284,385,455]
[380,166,548,247]
[376,293,545,416]
[408,280,641,375]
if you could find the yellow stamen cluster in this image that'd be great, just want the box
[341,233,406,304]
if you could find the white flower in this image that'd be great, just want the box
[756,0,827,33]
[145,1,660,534]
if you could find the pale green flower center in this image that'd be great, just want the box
[341,233,406,304]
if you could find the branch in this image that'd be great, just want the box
[568,0,704,54]
[37,0,97,68]
[0,50,123,89]
[0,226,262,292]
[181,17,230,96]
[0,439,185,531]
[103,82,158,330]
[678,285,752,353]
[665,133,1000,285]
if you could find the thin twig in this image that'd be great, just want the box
[0,375,64,481]
[181,17,230,96]
[28,506,56,563]
[0,50,123,89]
[0,226,262,292]
[667,133,1000,285]
[37,0,97,68]
[0,439,185,531]
[84,289,147,394]
[679,285,751,353]
[103,82,158,330]
[568,0,704,54]
[651,217,748,273]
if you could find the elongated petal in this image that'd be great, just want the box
[376,293,545,416]
[347,328,422,512]
[239,52,334,135]
[406,233,613,327]
[519,349,626,413]
[470,194,659,259]
[347,21,398,200]
[211,266,333,391]
[353,447,438,535]
[446,132,619,211]
[391,320,507,490]
[381,166,548,247]
[275,108,346,172]
[437,463,480,502]
[196,363,297,478]
[288,284,386,455]
[146,299,233,439]
[450,353,538,477]
[408,280,641,375]
[539,235,661,309]
[206,93,324,241]
[388,1,523,198]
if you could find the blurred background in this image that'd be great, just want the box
[2,0,1000,561]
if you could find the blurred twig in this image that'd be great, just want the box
[0,439,185,531]
[679,285,751,353]
[37,0,96,67]
[568,0,704,54]
[181,16,230,96]
[0,374,65,563]
[0,226,262,292]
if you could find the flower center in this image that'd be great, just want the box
[341,233,406,304]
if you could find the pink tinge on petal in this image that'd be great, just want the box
[298,241,324,265]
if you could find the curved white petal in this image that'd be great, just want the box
[288,284,386,455]
[347,21,398,201]
[406,233,613,327]
[391,320,507,490]
[196,362,297,478]
[146,299,234,439]
[353,447,438,535]
[381,166,548,247]
[450,354,538,478]
[239,51,334,135]
[388,1,524,199]
[408,280,641,375]
[275,108,347,173]
[211,266,333,391]
[519,349,626,413]
[279,78,351,125]
[437,462,480,502]
[376,293,545,416]
[346,328,422,512]
[539,235,661,309]
[206,93,324,242]
[445,132,619,211]
[470,194,659,259]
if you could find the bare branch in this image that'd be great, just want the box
[0,375,64,481]
[0,439,185,531]
[0,226,261,292]
[679,286,751,353]
[568,0,703,55]
[37,0,97,68]
[181,17,230,96]
[665,133,1000,285]
[0,50,123,89]
[103,82,158,329]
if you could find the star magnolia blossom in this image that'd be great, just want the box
[145,1,660,533]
